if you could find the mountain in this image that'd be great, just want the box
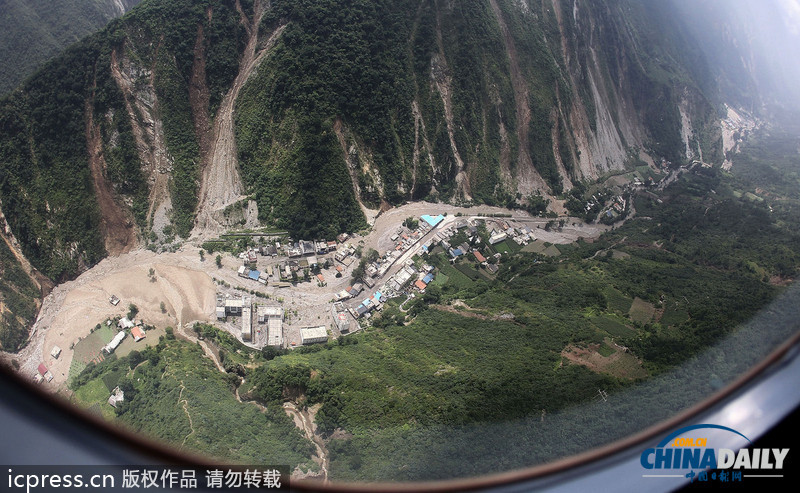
[0,0,731,278]
[0,0,142,95]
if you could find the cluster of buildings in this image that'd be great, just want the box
[486,220,535,247]
[216,294,284,347]
[351,291,385,319]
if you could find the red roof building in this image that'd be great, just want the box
[474,251,487,263]
[415,280,427,291]
[37,363,48,376]
[132,326,146,342]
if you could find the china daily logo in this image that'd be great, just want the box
[640,424,789,483]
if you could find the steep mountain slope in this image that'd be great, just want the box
[0,0,728,308]
[0,0,142,95]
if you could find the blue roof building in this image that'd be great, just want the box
[248,270,261,281]
[421,214,444,227]
[423,273,434,284]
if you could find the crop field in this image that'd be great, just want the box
[437,262,474,289]
[68,325,115,384]
[589,315,636,338]
[454,263,480,280]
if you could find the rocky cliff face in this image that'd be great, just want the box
[0,0,729,283]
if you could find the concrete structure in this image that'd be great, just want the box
[258,306,284,347]
[224,298,244,315]
[50,346,62,359]
[300,326,328,345]
[238,265,249,278]
[118,317,135,330]
[241,303,252,341]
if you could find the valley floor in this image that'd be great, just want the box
[5,201,608,395]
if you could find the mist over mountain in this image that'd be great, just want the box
[670,0,800,117]
[0,0,142,95]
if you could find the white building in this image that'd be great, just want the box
[104,331,127,354]
[300,326,328,345]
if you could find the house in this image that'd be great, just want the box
[117,317,135,330]
[301,240,316,255]
[238,265,249,278]
[132,326,146,342]
[108,386,125,408]
[415,280,427,291]
[300,326,328,345]
[335,311,350,333]
[423,273,434,284]
[486,263,499,274]
[109,295,120,306]
[351,283,364,295]
[216,306,226,320]
[489,232,507,245]
[316,273,325,285]
[364,277,376,288]
[258,271,269,285]
[474,251,487,263]
[37,363,53,382]
[327,240,337,251]
[337,233,349,243]
[248,270,261,282]
[50,346,62,359]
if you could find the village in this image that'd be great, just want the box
[204,210,592,354]
[22,196,618,403]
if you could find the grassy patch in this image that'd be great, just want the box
[542,244,562,257]
[604,287,633,314]
[660,303,690,326]
[493,240,511,253]
[72,378,115,420]
[522,240,548,254]
[597,342,615,357]
[629,297,656,324]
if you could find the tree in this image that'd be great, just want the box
[160,301,166,313]
[199,249,205,261]
[127,304,139,320]
[216,255,222,268]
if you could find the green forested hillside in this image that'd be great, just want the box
[0,0,725,285]
[70,134,800,480]
[70,332,315,469]
[0,0,142,95]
